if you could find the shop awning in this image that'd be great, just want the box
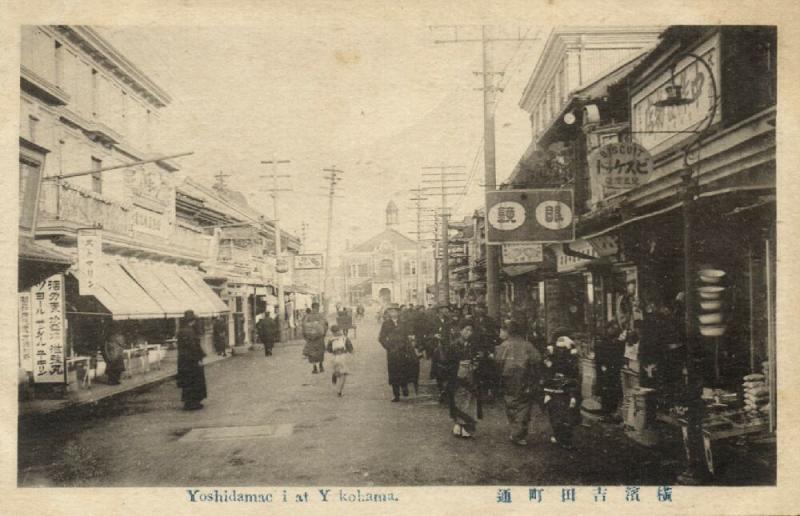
[71,261,164,320]
[178,268,230,315]
[149,263,215,318]
[120,261,186,317]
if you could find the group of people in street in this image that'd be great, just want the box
[376,302,583,449]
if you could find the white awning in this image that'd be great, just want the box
[179,268,230,315]
[72,262,164,320]
[121,261,186,317]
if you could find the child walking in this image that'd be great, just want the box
[326,325,354,397]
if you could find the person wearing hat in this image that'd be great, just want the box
[177,310,207,411]
[378,305,414,402]
[495,318,542,446]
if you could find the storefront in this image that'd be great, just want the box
[569,25,778,475]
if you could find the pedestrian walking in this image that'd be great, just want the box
[177,310,207,411]
[542,334,581,448]
[495,319,542,446]
[212,315,228,356]
[379,306,415,402]
[449,320,479,438]
[301,302,328,374]
[257,307,280,356]
[326,325,354,397]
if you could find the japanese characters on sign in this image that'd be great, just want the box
[294,254,324,270]
[502,243,543,264]
[18,292,33,372]
[589,142,653,194]
[77,229,102,296]
[131,205,164,236]
[555,240,600,273]
[631,33,721,153]
[30,274,66,384]
[486,189,574,244]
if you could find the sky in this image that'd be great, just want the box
[96,24,546,260]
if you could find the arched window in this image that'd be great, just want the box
[379,259,393,277]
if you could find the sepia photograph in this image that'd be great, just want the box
[8,3,792,511]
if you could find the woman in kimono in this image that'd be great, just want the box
[542,334,581,448]
[177,310,207,411]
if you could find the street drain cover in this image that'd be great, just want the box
[179,424,293,442]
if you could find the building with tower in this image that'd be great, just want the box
[340,202,435,306]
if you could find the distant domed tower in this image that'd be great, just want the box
[385,200,399,226]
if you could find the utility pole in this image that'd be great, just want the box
[431,24,540,319]
[322,166,344,316]
[260,157,292,342]
[422,165,465,306]
[300,221,309,252]
[408,185,429,305]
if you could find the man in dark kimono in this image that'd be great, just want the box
[257,308,280,357]
[177,310,207,411]
[496,319,541,446]
[379,306,414,402]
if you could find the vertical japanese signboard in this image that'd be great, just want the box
[486,189,574,244]
[30,274,66,384]
[18,292,33,372]
[78,229,102,296]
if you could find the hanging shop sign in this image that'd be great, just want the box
[18,292,33,372]
[555,240,600,273]
[276,257,290,274]
[502,243,543,264]
[486,189,574,244]
[30,274,66,384]
[294,254,324,270]
[631,33,721,153]
[589,142,653,193]
[77,228,102,296]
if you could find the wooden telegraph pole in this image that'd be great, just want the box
[322,167,344,316]
[422,166,466,306]
[431,25,540,319]
[260,157,292,342]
